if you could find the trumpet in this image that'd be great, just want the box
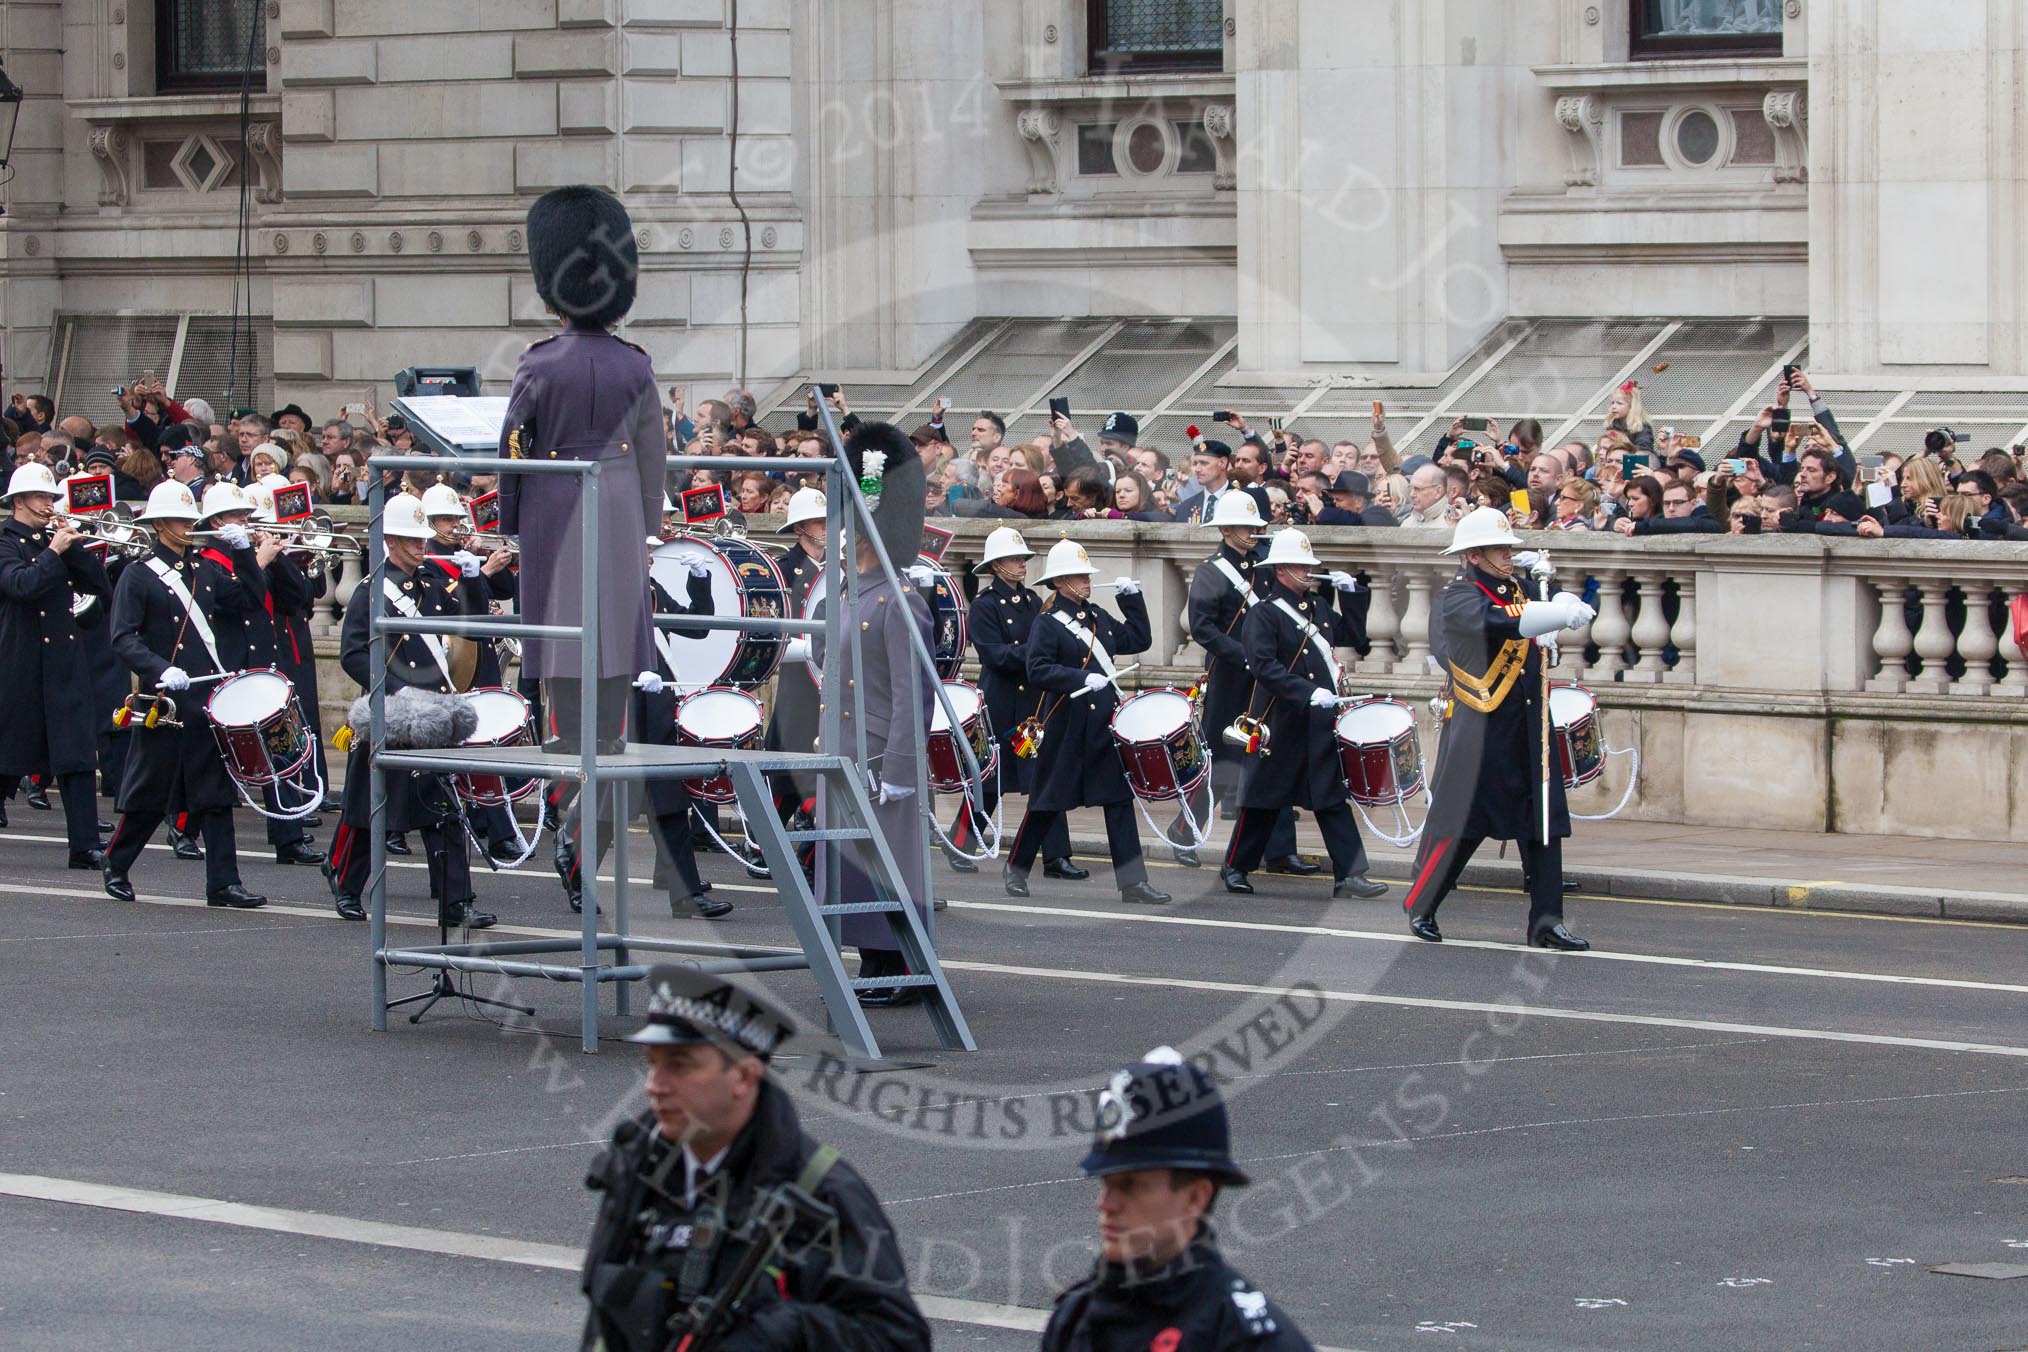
[51,512,155,558]
[460,530,520,556]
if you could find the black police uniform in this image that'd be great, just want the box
[948,571,1071,865]
[1223,580,1376,892]
[579,967,930,1352]
[104,538,264,899]
[1007,586,1161,896]
[1041,1232,1314,1352]
[326,556,488,921]
[555,570,720,915]
[1402,565,1573,942]
[1183,540,1298,860]
[205,536,315,857]
[1044,1053,1314,1352]
[0,517,111,860]
[763,537,823,819]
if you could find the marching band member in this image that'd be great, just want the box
[1182,492,1309,874]
[498,185,666,757]
[326,492,494,928]
[101,480,267,909]
[1219,528,1386,900]
[0,463,112,868]
[64,472,134,803]
[252,474,332,816]
[765,486,825,827]
[552,540,730,919]
[1004,539,1170,907]
[819,424,937,1006]
[422,482,521,862]
[198,481,323,868]
[945,526,1079,878]
[1402,507,1594,949]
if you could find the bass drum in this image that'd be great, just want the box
[649,533,788,690]
[801,557,966,683]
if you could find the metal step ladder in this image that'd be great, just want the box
[726,760,975,1061]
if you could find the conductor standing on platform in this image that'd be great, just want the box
[498,184,667,753]
[1402,507,1595,950]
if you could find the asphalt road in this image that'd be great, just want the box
[4,807,2026,1351]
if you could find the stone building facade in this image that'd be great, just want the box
[0,0,2023,429]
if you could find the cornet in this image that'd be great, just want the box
[51,512,155,558]
[462,530,520,556]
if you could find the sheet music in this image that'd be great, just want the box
[393,396,510,450]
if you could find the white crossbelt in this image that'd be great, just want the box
[1272,597,1343,691]
[1051,609,1118,681]
[1212,557,1254,610]
[382,576,455,687]
[144,557,222,670]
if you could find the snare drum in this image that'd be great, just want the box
[1549,682,1604,789]
[673,687,767,804]
[206,669,315,787]
[926,681,996,793]
[1110,689,1208,802]
[650,534,788,689]
[802,556,968,682]
[1334,698,1425,806]
[452,686,538,809]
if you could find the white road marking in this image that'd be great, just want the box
[934,960,2028,1059]
[0,1173,1376,1346]
[948,899,2028,998]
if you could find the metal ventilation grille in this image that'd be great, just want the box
[177,317,275,418]
[50,315,183,432]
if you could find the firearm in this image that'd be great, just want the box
[667,1177,837,1352]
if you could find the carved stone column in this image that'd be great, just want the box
[1202,103,1235,190]
[1555,95,1603,188]
[1016,108,1063,196]
[1764,88,1809,185]
[89,126,132,208]
[246,121,284,204]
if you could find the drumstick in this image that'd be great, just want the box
[157,670,237,690]
[1068,663,1141,699]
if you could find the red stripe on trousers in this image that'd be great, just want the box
[1402,837,1453,912]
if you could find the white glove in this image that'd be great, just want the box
[1112,576,1141,596]
[158,665,190,691]
[216,524,250,550]
[1513,550,1542,571]
[877,780,917,805]
[1309,686,1339,710]
[1518,601,1571,639]
[450,549,483,578]
[1326,571,1359,593]
[1083,672,1110,693]
[784,636,813,665]
[1552,590,1583,609]
[632,670,665,694]
[905,564,938,587]
[686,559,711,579]
[1562,599,1596,630]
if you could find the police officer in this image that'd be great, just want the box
[579,966,930,1351]
[102,480,267,909]
[553,541,730,920]
[1402,508,1593,950]
[325,492,494,928]
[1041,1046,1314,1351]
[1182,492,1309,875]
[1220,529,1386,901]
[942,526,1078,878]
[0,463,111,867]
[499,184,667,756]
[197,481,324,867]
[1004,539,1169,906]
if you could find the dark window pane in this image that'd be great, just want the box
[1174,120,1216,173]
[1090,0,1223,72]
[1638,0,1780,37]
[1126,122,1166,174]
[1675,109,1720,165]
[1078,123,1118,176]
[160,0,266,90]
[1620,111,1664,166]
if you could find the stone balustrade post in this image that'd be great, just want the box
[1393,566,1434,676]
[1664,571,1697,685]
[1586,568,1628,683]
[1360,563,1400,675]
[1864,577,1911,693]
[1995,583,2028,698]
[1624,571,1671,684]
[1905,581,1957,695]
[1953,584,1998,696]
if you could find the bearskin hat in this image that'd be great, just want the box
[845,421,927,573]
[526,186,638,329]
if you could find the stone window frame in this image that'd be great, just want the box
[1627,0,1784,62]
[1084,0,1226,76]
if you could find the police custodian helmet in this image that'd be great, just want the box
[625,965,797,1061]
[1079,1046,1250,1185]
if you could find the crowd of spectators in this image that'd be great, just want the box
[7,365,2024,547]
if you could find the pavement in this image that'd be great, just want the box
[4,796,2028,1351]
[1051,807,2028,924]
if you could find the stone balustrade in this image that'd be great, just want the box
[309,509,2028,843]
